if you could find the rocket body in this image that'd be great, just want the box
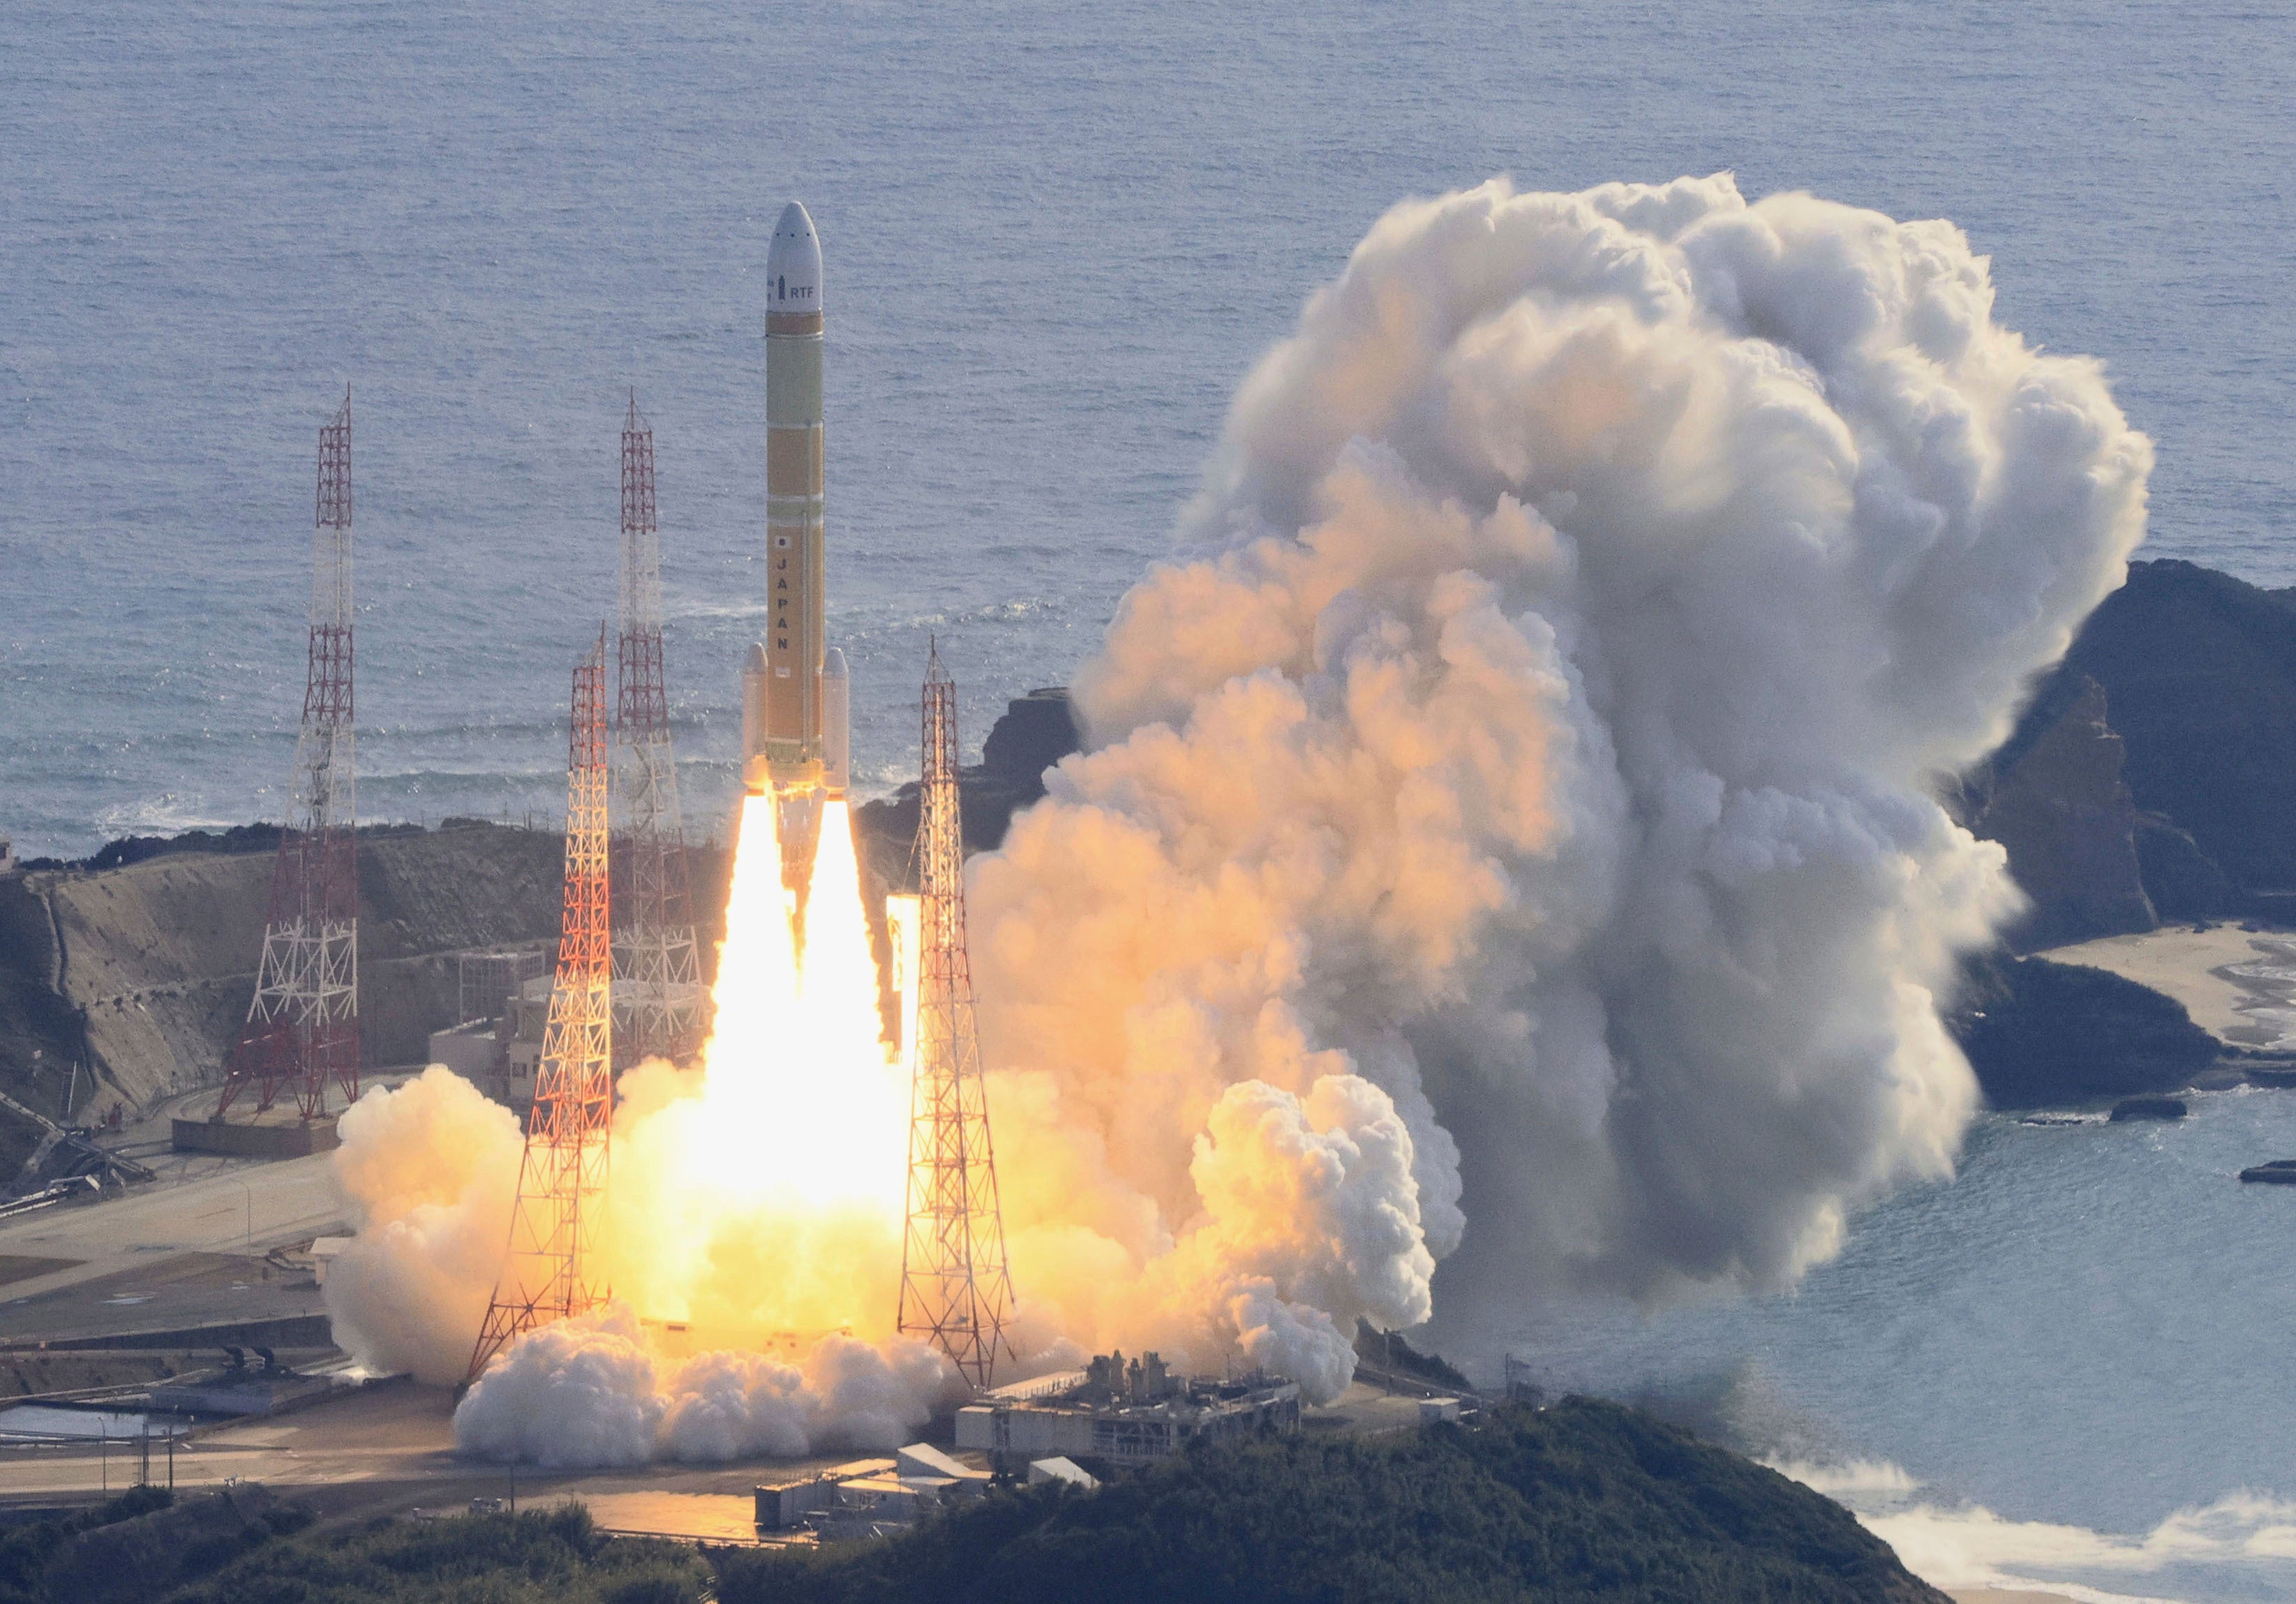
[743,200,849,798]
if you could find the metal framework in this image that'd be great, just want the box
[897,644,1016,1389]
[470,634,615,1381]
[218,389,360,1121]
[611,394,703,1066]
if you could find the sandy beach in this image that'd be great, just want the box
[2042,924,2296,1048]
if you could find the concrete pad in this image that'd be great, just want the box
[576,1490,763,1543]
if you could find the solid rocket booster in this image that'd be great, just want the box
[743,200,849,796]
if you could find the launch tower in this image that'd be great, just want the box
[218,389,361,1121]
[470,634,616,1381]
[896,646,1016,1389]
[611,395,703,1066]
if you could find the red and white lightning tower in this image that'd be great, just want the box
[612,394,703,1066]
[897,644,1016,1389]
[470,633,616,1380]
[218,388,360,1122]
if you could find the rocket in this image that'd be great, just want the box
[742,200,850,799]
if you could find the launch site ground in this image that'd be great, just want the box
[0,1116,1452,1543]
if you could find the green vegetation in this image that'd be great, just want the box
[0,1400,1936,1603]
[0,1495,708,1604]
[0,1485,177,1604]
[715,1398,1943,1604]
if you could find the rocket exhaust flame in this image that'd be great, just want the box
[597,792,911,1351]
[680,794,907,1221]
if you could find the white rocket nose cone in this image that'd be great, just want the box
[822,646,849,681]
[745,641,768,676]
[766,200,823,315]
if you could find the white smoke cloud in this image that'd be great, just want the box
[325,172,2153,1436]
[326,1068,958,1464]
[323,1065,524,1385]
[970,172,2150,1376]
[1777,1457,2296,1603]
[454,1304,953,1466]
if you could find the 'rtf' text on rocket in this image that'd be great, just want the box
[743,200,851,799]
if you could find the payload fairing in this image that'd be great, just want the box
[742,200,851,799]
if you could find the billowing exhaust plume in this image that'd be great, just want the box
[323,798,959,1461]
[325,173,2151,1454]
[967,172,2149,1388]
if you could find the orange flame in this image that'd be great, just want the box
[606,793,909,1342]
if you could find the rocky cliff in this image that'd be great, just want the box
[20,569,2295,1162]
[1958,674,2158,947]
[0,688,1036,1180]
[854,685,1080,888]
[1969,558,2296,937]
[0,822,576,1175]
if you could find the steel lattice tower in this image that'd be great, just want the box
[896,644,1016,1389]
[470,634,616,1381]
[611,394,703,1066]
[218,389,360,1122]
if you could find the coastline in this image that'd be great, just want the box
[2041,924,2296,1053]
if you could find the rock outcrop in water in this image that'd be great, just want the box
[2109,1095,2189,1121]
[1948,952,2219,1108]
[855,686,1080,888]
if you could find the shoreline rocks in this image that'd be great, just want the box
[1949,952,2218,1108]
[2108,1095,2189,1122]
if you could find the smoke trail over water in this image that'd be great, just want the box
[969,172,2150,1390]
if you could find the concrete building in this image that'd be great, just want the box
[425,1019,498,1081]
[955,1351,1301,1466]
[1027,1456,1097,1489]
[754,1445,992,1539]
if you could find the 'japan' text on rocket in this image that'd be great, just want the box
[742,200,851,796]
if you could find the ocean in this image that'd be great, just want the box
[1463,1092,2296,1603]
[4,2,2293,1597]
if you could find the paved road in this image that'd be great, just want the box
[0,1076,426,1328]
[0,1381,826,1536]
[0,1154,343,1311]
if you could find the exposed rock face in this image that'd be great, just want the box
[2133,812,2238,919]
[2109,1095,2189,1122]
[1949,952,2220,1108]
[2024,559,2296,905]
[1965,674,2156,947]
[0,822,576,1174]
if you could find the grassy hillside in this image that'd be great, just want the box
[720,1397,1944,1604]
